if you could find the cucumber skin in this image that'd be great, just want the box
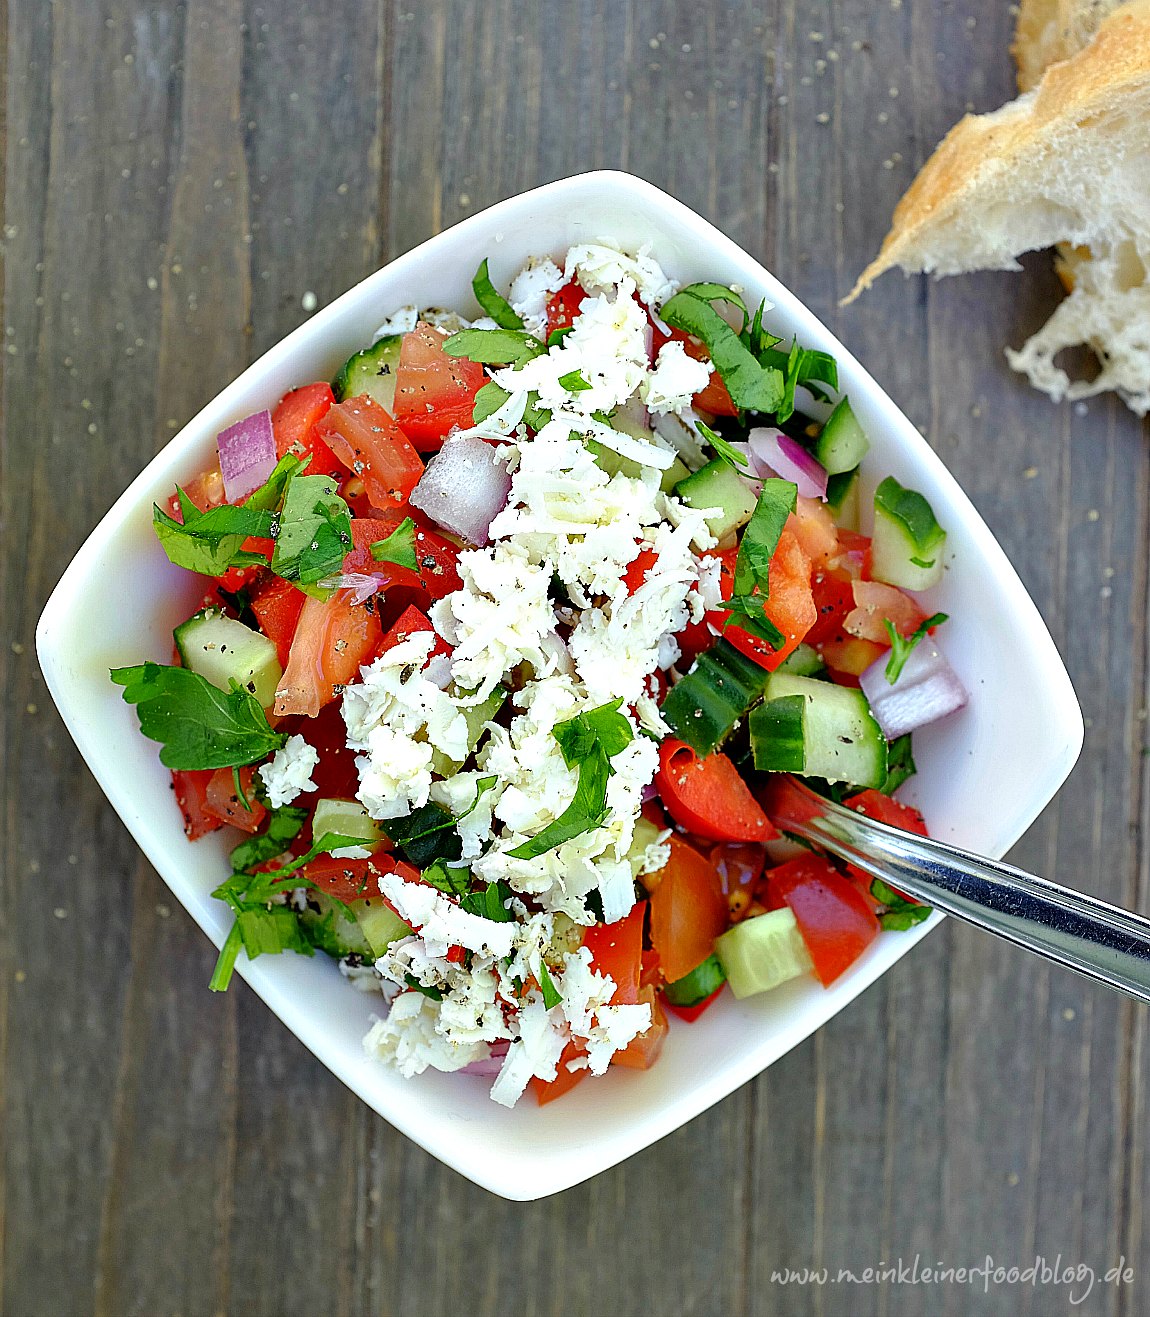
[814,396,870,475]
[333,334,403,411]
[752,671,888,789]
[870,503,945,591]
[674,459,758,541]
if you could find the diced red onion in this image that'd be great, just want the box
[641,780,658,804]
[217,409,277,503]
[747,427,828,501]
[860,637,969,740]
[461,1040,510,1077]
[408,435,512,546]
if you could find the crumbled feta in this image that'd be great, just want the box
[342,632,469,820]
[431,541,562,701]
[641,339,712,415]
[258,734,319,808]
[565,241,678,308]
[364,991,486,1076]
[508,256,566,337]
[373,305,418,338]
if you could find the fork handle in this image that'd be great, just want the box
[792,797,1150,1006]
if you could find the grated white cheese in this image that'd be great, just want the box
[507,256,566,337]
[258,734,319,808]
[565,241,678,308]
[641,338,713,415]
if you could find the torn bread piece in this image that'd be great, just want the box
[848,0,1150,416]
[1013,0,1127,92]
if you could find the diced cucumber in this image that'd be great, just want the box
[350,898,411,958]
[716,907,813,999]
[750,671,888,788]
[775,642,825,677]
[333,334,403,411]
[588,436,690,493]
[814,395,870,475]
[674,458,759,541]
[626,815,666,877]
[311,798,385,845]
[429,685,506,776]
[870,476,946,591]
[661,638,773,755]
[824,466,860,531]
[299,891,411,961]
[173,609,282,709]
[664,952,727,1006]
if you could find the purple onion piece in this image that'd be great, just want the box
[747,426,829,500]
[408,435,512,546]
[860,637,969,741]
[217,409,277,503]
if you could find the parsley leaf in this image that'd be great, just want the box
[152,454,301,577]
[370,516,419,572]
[661,289,783,414]
[721,594,786,650]
[110,663,286,770]
[384,803,463,869]
[546,326,573,348]
[443,328,546,366]
[734,479,798,598]
[470,381,551,430]
[558,368,592,392]
[880,734,917,795]
[270,473,352,594]
[509,700,633,860]
[471,258,524,330]
[422,860,471,896]
[870,877,933,931]
[552,697,634,766]
[230,804,309,874]
[539,959,563,1009]
[676,282,750,326]
[697,419,749,470]
[762,339,839,421]
[459,880,516,922]
[883,613,948,684]
[742,298,781,359]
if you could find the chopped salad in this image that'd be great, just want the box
[113,242,968,1106]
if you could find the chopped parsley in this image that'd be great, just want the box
[697,419,749,470]
[660,286,784,414]
[883,613,948,684]
[443,328,545,366]
[370,516,419,573]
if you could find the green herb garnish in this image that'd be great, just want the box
[471,258,524,330]
[110,663,286,770]
[370,516,419,573]
[443,328,546,366]
[883,613,948,684]
[558,368,592,393]
[270,473,352,594]
[871,877,932,931]
[697,419,749,470]
[539,960,563,1009]
[660,287,784,414]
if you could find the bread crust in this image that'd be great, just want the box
[1013,0,1126,91]
[845,0,1150,304]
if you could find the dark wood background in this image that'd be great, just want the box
[3,2,1147,1314]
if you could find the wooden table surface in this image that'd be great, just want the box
[3,2,1148,1314]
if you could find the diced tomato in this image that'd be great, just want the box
[710,530,816,672]
[674,616,717,667]
[664,982,725,1023]
[301,853,420,905]
[545,280,588,336]
[341,511,462,604]
[656,739,776,844]
[612,985,669,1069]
[582,903,645,1005]
[318,395,424,511]
[392,322,487,450]
[203,765,267,834]
[274,591,383,718]
[647,836,730,982]
[767,854,880,986]
[805,567,856,648]
[171,768,224,841]
[665,329,739,417]
[622,546,659,596]
[271,382,342,479]
[756,774,827,834]
[532,1040,589,1105]
[829,528,872,580]
[166,464,225,521]
[844,580,927,645]
[786,495,839,567]
[820,634,886,686]
[640,947,662,990]
[283,701,360,802]
[842,789,929,901]
[709,840,767,923]
[377,604,452,663]
[250,575,306,669]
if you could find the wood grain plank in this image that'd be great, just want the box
[0,3,197,1313]
[88,3,252,1313]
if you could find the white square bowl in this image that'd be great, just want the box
[36,171,1083,1200]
